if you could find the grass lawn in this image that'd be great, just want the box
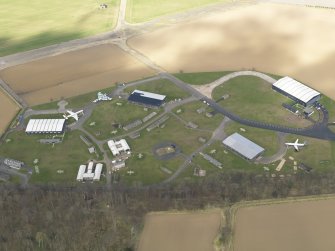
[285,135,335,172]
[31,86,117,110]
[126,0,229,23]
[224,121,279,157]
[124,79,190,101]
[174,71,233,85]
[0,130,96,184]
[212,76,313,128]
[120,116,211,185]
[84,100,160,140]
[173,101,224,131]
[319,96,335,122]
[0,0,120,56]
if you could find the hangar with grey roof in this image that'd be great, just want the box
[222,133,265,160]
[272,76,321,107]
[25,119,66,134]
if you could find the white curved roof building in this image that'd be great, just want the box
[272,77,321,106]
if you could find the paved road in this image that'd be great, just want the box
[163,116,231,183]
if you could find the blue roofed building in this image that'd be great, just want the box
[128,90,166,107]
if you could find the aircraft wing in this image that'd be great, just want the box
[295,139,299,144]
[294,144,299,151]
[73,114,79,121]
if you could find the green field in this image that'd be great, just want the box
[84,100,159,140]
[174,71,233,85]
[124,79,190,101]
[0,130,95,184]
[120,116,211,185]
[0,0,120,56]
[126,0,229,23]
[285,135,335,171]
[173,101,224,130]
[212,76,313,128]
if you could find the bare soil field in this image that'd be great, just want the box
[0,44,154,105]
[234,198,335,251]
[138,210,222,251]
[129,3,335,100]
[0,90,20,135]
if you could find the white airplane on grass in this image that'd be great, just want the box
[285,139,306,151]
[63,110,83,121]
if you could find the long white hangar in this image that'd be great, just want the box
[25,119,66,134]
[272,76,321,107]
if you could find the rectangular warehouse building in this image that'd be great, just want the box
[222,133,265,160]
[128,90,166,107]
[25,119,66,134]
[272,76,321,106]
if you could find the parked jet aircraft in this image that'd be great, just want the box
[285,139,306,151]
[93,92,112,103]
[63,110,83,121]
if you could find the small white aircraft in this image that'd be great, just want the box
[63,110,83,121]
[285,139,306,151]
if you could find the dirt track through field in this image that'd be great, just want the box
[0,90,20,135]
[129,3,335,100]
[234,198,335,251]
[0,44,154,105]
[138,210,221,251]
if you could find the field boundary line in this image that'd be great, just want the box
[227,194,335,251]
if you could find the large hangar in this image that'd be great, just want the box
[25,119,66,134]
[128,90,166,107]
[272,77,321,107]
[222,133,265,161]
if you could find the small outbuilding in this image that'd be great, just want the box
[222,133,265,161]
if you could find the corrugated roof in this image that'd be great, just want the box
[25,119,65,133]
[273,76,320,104]
[132,90,166,101]
[222,133,265,160]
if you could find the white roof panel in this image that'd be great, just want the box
[25,119,65,133]
[223,133,265,160]
[132,90,166,101]
[273,77,320,104]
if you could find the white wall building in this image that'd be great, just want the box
[107,139,131,156]
[26,119,66,134]
[76,162,103,182]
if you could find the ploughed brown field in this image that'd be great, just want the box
[0,44,154,106]
[138,210,221,251]
[234,198,335,251]
[0,89,20,135]
[129,3,335,100]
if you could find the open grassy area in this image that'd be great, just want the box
[84,100,159,140]
[284,135,335,172]
[0,0,119,56]
[212,76,313,128]
[120,116,211,185]
[32,86,117,110]
[174,71,233,85]
[126,0,228,23]
[173,101,224,130]
[319,96,335,122]
[124,79,190,101]
[0,130,96,184]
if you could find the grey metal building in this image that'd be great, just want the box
[272,76,321,107]
[222,133,265,160]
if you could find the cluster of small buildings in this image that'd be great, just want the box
[3,158,24,170]
[76,162,103,182]
[107,139,131,157]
